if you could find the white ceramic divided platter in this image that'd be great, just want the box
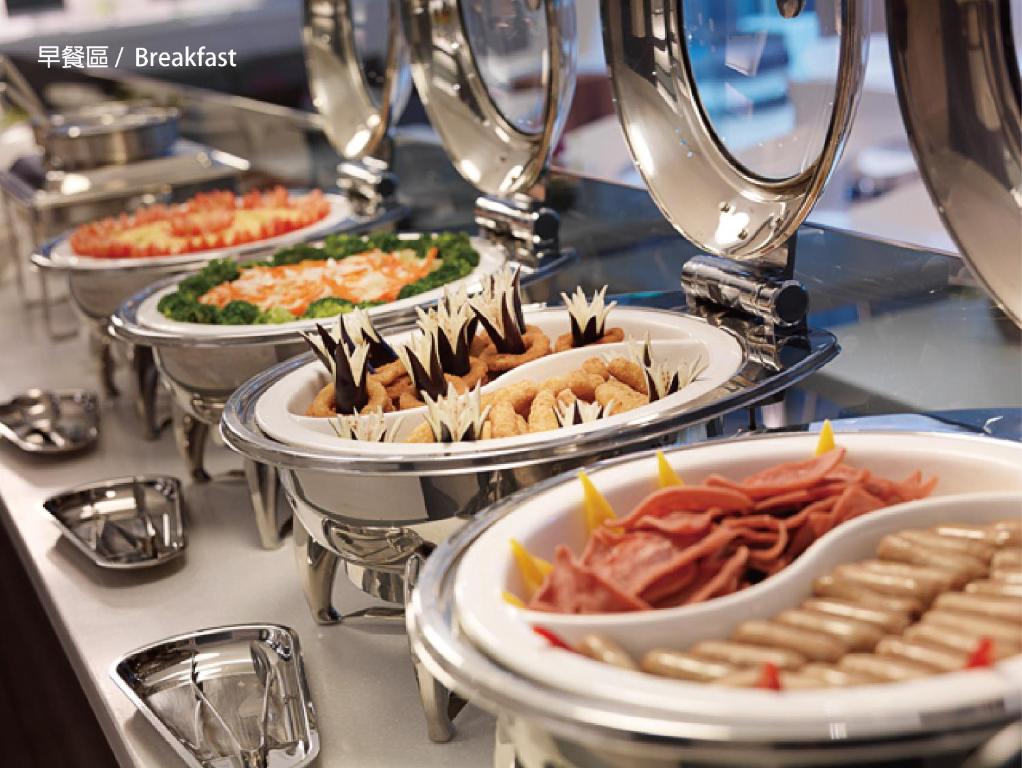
[254,306,744,456]
[133,236,507,340]
[453,433,1022,733]
[47,193,356,270]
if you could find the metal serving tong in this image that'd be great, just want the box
[0,389,99,454]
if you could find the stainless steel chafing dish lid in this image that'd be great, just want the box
[887,0,1022,326]
[303,0,412,159]
[403,0,578,197]
[599,1,870,266]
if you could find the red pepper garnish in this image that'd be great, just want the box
[756,661,782,690]
[532,625,576,653]
[964,637,995,669]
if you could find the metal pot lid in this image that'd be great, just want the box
[220,304,838,476]
[601,1,869,266]
[887,0,1022,327]
[303,0,412,160]
[403,0,578,197]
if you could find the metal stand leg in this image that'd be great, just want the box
[294,520,341,625]
[98,336,119,397]
[244,458,288,550]
[405,554,467,743]
[132,344,166,440]
[172,405,210,482]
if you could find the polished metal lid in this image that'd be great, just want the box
[403,0,578,197]
[303,0,412,161]
[888,0,1022,326]
[600,1,869,267]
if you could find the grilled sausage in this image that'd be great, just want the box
[689,640,806,670]
[900,529,995,562]
[837,653,932,682]
[775,609,883,652]
[921,610,1022,647]
[641,650,735,682]
[799,663,871,687]
[902,622,1021,660]
[731,620,846,662]
[577,635,637,670]
[966,579,1022,599]
[801,598,911,634]
[876,534,986,582]
[812,575,924,616]
[875,636,967,673]
[932,593,1022,624]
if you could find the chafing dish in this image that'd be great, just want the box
[407,431,1022,760]
[0,388,98,454]
[44,475,186,569]
[111,233,518,548]
[111,624,318,768]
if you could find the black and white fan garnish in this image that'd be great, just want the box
[562,285,617,347]
[629,335,708,402]
[422,384,491,443]
[339,308,398,367]
[554,397,614,428]
[469,266,526,354]
[333,339,374,414]
[330,410,402,442]
[416,291,474,376]
[396,330,447,402]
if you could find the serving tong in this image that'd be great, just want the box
[0,388,99,454]
[44,475,186,569]
[111,624,319,768]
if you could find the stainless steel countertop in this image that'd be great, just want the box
[0,283,495,767]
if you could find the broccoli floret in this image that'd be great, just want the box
[270,244,320,266]
[303,297,354,319]
[256,307,295,324]
[219,300,261,325]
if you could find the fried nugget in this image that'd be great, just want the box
[489,400,519,439]
[481,327,552,374]
[527,389,559,433]
[582,357,609,380]
[516,414,529,435]
[491,381,537,416]
[373,359,407,386]
[567,370,603,402]
[407,421,435,443]
[607,357,647,395]
[554,326,626,352]
[539,375,569,394]
[470,332,489,357]
[555,388,576,408]
[595,379,648,413]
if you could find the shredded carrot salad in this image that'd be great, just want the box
[198,246,439,316]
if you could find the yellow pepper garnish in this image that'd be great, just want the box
[815,419,836,456]
[501,591,526,608]
[656,450,684,488]
[579,470,616,532]
[510,538,553,596]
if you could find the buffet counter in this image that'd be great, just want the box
[0,65,1019,766]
